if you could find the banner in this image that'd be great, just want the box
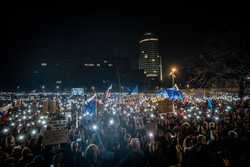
[42,129,69,145]
[156,88,183,101]
[72,88,84,96]
[49,119,67,129]
[134,117,144,129]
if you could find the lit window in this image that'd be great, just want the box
[84,64,95,67]
[139,38,158,43]
[152,59,155,62]
[141,51,145,53]
[108,64,113,67]
[153,70,157,73]
[56,80,62,84]
[104,60,108,63]
[41,63,47,66]
[144,54,148,58]
[96,64,100,67]
[144,71,147,74]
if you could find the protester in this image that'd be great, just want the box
[0,91,249,167]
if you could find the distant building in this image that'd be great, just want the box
[139,33,162,80]
[26,57,144,90]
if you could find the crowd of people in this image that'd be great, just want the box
[0,91,250,167]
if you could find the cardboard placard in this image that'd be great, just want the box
[49,119,67,129]
[135,117,144,129]
[42,129,69,145]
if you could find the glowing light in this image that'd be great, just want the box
[92,124,98,131]
[171,67,177,73]
[41,120,46,125]
[2,128,9,134]
[148,132,154,138]
[17,134,25,141]
[139,38,158,43]
[76,138,82,142]
[31,129,37,135]
[109,119,114,125]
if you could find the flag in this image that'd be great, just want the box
[207,99,213,109]
[85,94,97,115]
[124,86,131,93]
[156,89,169,99]
[165,88,183,101]
[184,95,189,104]
[0,111,9,125]
[105,84,112,98]
[130,86,138,95]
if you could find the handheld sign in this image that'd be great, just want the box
[42,129,69,145]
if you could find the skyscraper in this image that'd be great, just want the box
[139,33,162,81]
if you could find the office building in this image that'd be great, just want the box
[139,33,162,80]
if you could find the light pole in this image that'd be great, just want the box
[169,67,177,87]
[169,67,177,112]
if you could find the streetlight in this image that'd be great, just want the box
[169,67,177,113]
[169,67,177,87]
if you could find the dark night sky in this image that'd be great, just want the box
[1,4,250,89]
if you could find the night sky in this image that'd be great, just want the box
[1,4,249,90]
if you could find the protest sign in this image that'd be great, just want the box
[42,129,69,145]
[134,117,144,129]
[49,119,67,129]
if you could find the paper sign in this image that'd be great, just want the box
[42,129,69,145]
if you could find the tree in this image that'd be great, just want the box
[188,39,250,96]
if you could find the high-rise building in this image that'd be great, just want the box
[139,33,162,80]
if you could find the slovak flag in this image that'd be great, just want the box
[105,84,112,98]
[84,94,97,115]
[183,95,189,104]
[0,111,9,125]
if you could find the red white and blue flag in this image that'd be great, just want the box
[105,84,112,98]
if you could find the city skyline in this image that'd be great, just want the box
[1,6,250,90]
